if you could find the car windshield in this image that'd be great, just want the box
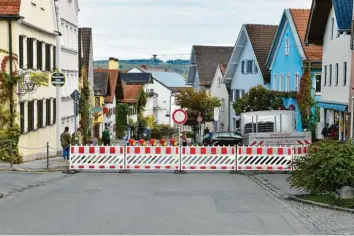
[204,133,212,138]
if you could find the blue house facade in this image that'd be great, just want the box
[266,9,323,132]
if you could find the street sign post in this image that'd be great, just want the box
[51,72,65,87]
[172,109,188,174]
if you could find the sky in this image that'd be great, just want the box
[79,0,312,61]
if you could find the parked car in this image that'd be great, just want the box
[210,132,242,146]
[202,133,213,146]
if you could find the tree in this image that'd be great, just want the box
[175,88,220,138]
[233,85,296,115]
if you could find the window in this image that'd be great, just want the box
[217,77,221,87]
[37,100,43,129]
[329,65,332,86]
[273,75,277,90]
[247,60,253,73]
[335,63,339,85]
[37,41,42,70]
[20,102,25,134]
[241,61,245,74]
[279,75,283,91]
[52,98,56,124]
[27,38,33,69]
[45,44,51,71]
[27,101,34,132]
[285,74,290,91]
[324,65,327,86]
[315,74,321,93]
[285,39,290,55]
[295,74,300,92]
[19,36,24,69]
[343,62,347,86]
[46,99,51,126]
[254,61,258,73]
[53,46,56,71]
[330,17,334,40]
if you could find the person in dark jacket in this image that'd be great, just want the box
[60,127,71,160]
[102,126,111,146]
[321,124,329,138]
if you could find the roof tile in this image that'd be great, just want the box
[94,68,120,103]
[290,9,323,61]
[245,24,278,82]
[120,84,142,103]
[193,46,233,86]
[0,0,20,16]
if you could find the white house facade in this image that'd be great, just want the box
[223,24,278,131]
[306,0,353,139]
[57,0,80,137]
[16,0,59,161]
[210,64,229,132]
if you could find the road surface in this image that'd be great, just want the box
[0,172,353,234]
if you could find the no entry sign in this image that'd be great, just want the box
[172,109,188,125]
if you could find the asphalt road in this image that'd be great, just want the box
[0,171,353,234]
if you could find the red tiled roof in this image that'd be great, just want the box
[0,0,20,16]
[94,68,119,103]
[290,9,323,61]
[120,84,141,103]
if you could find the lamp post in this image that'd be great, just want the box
[165,91,176,138]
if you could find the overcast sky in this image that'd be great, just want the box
[79,0,312,61]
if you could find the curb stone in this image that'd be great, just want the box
[252,174,354,214]
[288,195,354,214]
[0,167,68,173]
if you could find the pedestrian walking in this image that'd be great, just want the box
[321,124,329,139]
[60,127,71,161]
[102,126,111,146]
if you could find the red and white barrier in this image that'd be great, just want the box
[69,145,309,172]
[181,146,236,171]
[70,146,125,170]
[237,146,293,171]
[125,146,180,170]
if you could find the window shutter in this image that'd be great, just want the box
[241,61,245,74]
[45,44,50,71]
[53,98,56,124]
[46,99,51,126]
[37,41,42,70]
[20,102,25,133]
[53,46,56,71]
[254,61,258,73]
[19,36,24,69]
[236,90,240,100]
[37,100,43,128]
[27,101,34,132]
[27,38,33,69]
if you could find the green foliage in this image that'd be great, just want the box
[296,68,315,128]
[288,140,354,193]
[298,194,354,209]
[233,85,296,115]
[150,124,175,139]
[0,126,22,164]
[116,103,129,139]
[79,66,91,143]
[175,88,221,123]
[137,114,147,135]
[137,88,147,114]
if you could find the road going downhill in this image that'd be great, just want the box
[0,172,353,234]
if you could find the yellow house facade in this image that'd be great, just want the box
[0,0,60,161]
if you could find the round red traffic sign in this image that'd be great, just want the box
[172,109,188,125]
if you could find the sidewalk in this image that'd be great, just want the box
[252,173,308,196]
[0,157,69,171]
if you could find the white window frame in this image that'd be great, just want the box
[330,17,334,40]
[279,75,284,91]
[335,63,339,86]
[217,77,221,87]
[285,39,290,56]
[286,74,290,92]
[295,73,300,92]
[314,73,322,95]
[273,75,277,90]
[343,62,347,86]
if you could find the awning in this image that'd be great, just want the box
[318,102,348,112]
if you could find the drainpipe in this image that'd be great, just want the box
[8,19,14,129]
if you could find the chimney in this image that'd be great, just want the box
[141,64,147,70]
[114,58,119,70]
[108,57,118,69]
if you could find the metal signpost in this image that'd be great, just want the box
[70,89,81,145]
[51,72,65,155]
[172,109,188,174]
[214,107,220,132]
[197,115,203,143]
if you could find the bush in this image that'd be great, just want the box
[288,139,354,194]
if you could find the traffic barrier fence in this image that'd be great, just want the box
[70,145,309,172]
